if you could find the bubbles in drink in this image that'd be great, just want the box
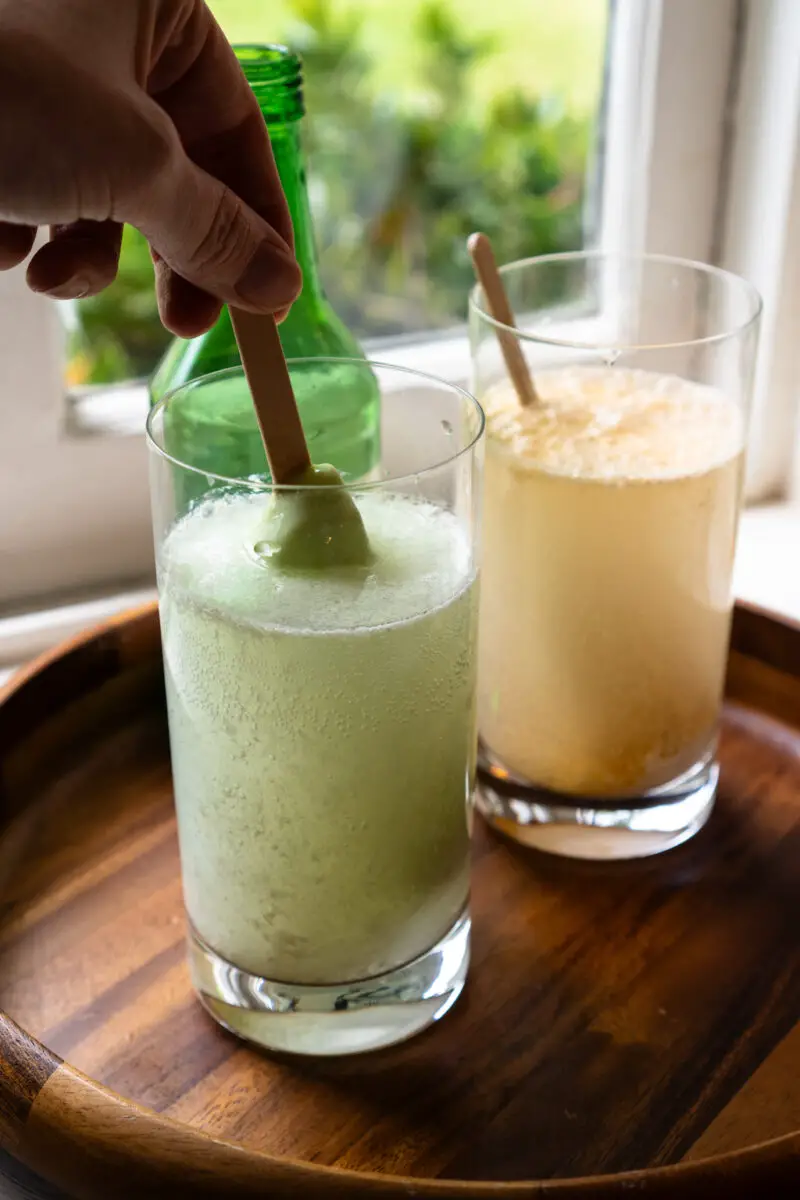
[478,365,743,796]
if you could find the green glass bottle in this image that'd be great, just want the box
[150,44,380,489]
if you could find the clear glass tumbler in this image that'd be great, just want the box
[469,251,761,860]
[147,360,483,1055]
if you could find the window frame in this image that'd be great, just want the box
[716,0,800,501]
[2,0,798,616]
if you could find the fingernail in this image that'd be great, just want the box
[47,276,93,300]
[236,242,301,309]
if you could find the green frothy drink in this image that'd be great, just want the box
[158,490,477,985]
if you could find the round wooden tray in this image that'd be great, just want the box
[1,603,800,1198]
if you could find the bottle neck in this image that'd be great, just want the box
[268,118,323,308]
[237,47,323,311]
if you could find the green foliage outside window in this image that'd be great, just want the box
[66,0,602,387]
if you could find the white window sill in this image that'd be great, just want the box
[1,502,798,689]
[734,501,800,621]
[0,582,157,675]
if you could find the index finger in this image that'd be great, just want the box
[0,222,36,270]
[146,2,294,251]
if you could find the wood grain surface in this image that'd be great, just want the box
[0,602,800,1197]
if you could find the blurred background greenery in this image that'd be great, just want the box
[65,0,608,388]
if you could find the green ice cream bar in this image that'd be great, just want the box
[255,463,374,570]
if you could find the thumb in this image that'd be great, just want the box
[133,149,302,315]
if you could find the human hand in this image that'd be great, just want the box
[0,0,301,335]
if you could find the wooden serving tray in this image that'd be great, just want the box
[1,602,800,1198]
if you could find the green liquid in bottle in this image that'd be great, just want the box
[151,45,380,501]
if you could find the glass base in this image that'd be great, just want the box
[189,909,470,1057]
[476,744,717,860]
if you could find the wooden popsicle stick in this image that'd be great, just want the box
[467,232,540,407]
[229,308,311,484]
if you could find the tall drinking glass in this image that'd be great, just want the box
[147,361,483,1055]
[470,252,761,860]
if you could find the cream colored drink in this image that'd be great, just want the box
[159,490,477,985]
[479,366,744,797]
